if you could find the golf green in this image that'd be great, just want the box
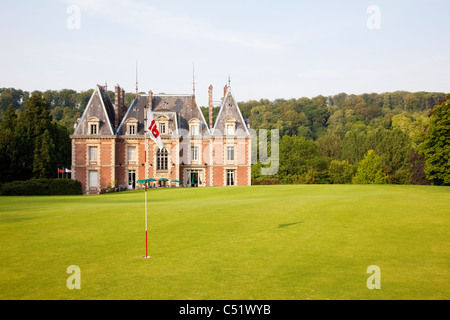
[0,185,448,299]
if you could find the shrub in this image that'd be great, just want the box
[48,179,82,195]
[252,177,280,185]
[0,179,82,196]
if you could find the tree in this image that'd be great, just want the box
[341,130,368,164]
[420,95,450,185]
[32,129,55,178]
[329,160,353,184]
[4,92,70,182]
[409,149,430,185]
[352,150,387,184]
[370,128,412,184]
[0,105,19,182]
[278,135,316,176]
[13,93,53,180]
[316,133,342,159]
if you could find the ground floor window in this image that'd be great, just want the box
[89,170,98,188]
[227,169,235,186]
[157,148,168,171]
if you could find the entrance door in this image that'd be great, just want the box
[227,169,235,186]
[128,170,136,190]
[187,170,202,187]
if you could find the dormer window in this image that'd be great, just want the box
[88,117,100,135]
[156,115,169,135]
[226,124,234,135]
[189,119,201,136]
[225,118,236,135]
[159,123,166,134]
[126,118,138,136]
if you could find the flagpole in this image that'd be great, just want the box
[144,107,150,259]
[143,101,163,259]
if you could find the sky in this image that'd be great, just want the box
[0,0,449,107]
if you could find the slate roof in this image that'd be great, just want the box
[212,86,250,136]
[72,85,115,136]
[117,94,209,136]
[74,85,248,138]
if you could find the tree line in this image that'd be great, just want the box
[0,88,448,185]
[244,92,449,186]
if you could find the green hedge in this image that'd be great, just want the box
[252,177,280,185]
[0,179,82,196]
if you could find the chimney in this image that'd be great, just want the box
[115,85,120,129]
[208,85,213,129]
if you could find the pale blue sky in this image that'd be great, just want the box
[0,0,449,107]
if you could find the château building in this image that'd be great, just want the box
[70,82,252,194]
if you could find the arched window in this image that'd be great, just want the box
[157,147,168,171]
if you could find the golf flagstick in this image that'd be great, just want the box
[143,99,163,259]
[144,110,150,259]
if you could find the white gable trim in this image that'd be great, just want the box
[96,85,115,135]
[73,86,98,136]
[213,86,249,136]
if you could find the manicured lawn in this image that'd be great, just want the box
[0,185,448,300]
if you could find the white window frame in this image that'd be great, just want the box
[88,117,100,135]
[159,123,166,134]
[157,147,169,171]
[226,169,235,186]
[126,118,138,136]
[128,124,136,135]
[127,146,137,162]
[227,146,235,162]
[225,118,236,136]
[189,119,201,136]
[191,146,199,162]
[226,124,235,135]
[89,146,98,162]
[191,124,199,136]
[90,124,98,135]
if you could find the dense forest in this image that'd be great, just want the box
[0,87,448,185]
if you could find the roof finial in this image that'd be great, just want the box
[135,60,139,95]
[192,61,196,96]
[228,74,231,87]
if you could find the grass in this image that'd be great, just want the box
[0,184,449,300]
